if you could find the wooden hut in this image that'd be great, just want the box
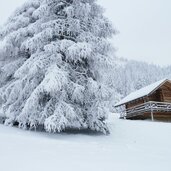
[115,79,171,121]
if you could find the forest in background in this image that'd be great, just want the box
[105,57,171,110]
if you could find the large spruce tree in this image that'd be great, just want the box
[0,0,115,133]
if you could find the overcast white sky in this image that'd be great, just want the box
[0,0,171,66]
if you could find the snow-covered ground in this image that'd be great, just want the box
[0,114,171,171]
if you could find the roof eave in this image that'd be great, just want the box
[114,95,147,107]
[114,79,171,108]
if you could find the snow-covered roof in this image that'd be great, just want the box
[115,78,171,107]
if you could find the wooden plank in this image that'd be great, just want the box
[124,101,171,119]
[127,111,171,121]
[126,99,144,109]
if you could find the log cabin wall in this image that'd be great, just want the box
[159,82,171,103]
[148,90,163,102]
[147,81,171,102]
[126,98,144,109]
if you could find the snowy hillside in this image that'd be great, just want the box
[111,57,171,98]
[0,114,171,171]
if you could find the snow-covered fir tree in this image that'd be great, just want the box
[0,0,115,133]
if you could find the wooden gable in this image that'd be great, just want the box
[125,80,171,110]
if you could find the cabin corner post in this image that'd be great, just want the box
[119,105,126,119]
[151,110,154,121]
[150,102,154,121]
[124,104,127,119]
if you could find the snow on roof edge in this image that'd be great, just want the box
[115,78,171,107]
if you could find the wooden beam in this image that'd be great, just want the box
[150,102,154,121]
[151,109,154,121]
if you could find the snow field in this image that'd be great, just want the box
[0,114,171,171]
